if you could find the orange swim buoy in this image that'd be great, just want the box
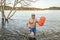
[38,16,46,26]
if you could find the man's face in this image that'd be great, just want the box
[32,15,35,19]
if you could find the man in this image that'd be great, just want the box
[27,14,38,40]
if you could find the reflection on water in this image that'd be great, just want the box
[0,10,60,40]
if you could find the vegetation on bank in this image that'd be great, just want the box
[45,7,60,10]
[0,6,60,10]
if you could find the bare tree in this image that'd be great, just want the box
[7,0,38,19]
[0,0,38,29]
[0,0,6,28]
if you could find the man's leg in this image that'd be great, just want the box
[29,28,35,40]
[33,28,36,40]
[29,32,36,40]
[30,28,35,38]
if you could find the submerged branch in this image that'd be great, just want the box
[8,10,16,19]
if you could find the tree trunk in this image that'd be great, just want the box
[1,0,6,29]
[2,7,5,29]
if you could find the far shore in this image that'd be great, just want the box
[0,6,60,10]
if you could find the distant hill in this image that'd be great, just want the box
[45,7,60,10]
[0,6,60,10]
[0,6,43,10]
[0,6,12,10]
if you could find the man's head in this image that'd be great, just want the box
[31,14,35,19]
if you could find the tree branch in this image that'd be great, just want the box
[7,0,37,19]
[7,0,18,19]
[8,10,16,19]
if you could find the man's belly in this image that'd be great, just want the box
[30,25,36,28]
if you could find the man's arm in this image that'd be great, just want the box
[26,19,30,30]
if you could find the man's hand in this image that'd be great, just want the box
[27,26,31,31]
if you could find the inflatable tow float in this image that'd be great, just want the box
[38,16,46,26]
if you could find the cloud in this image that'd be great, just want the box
[6,0,60,8]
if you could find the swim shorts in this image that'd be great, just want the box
[29,28,36,35]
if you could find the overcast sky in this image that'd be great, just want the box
[6,0,60,8]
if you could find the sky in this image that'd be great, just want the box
[6,0,60,8]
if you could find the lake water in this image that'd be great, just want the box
[0,10,60,34]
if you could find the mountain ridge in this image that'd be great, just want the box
[0,6,60,10]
